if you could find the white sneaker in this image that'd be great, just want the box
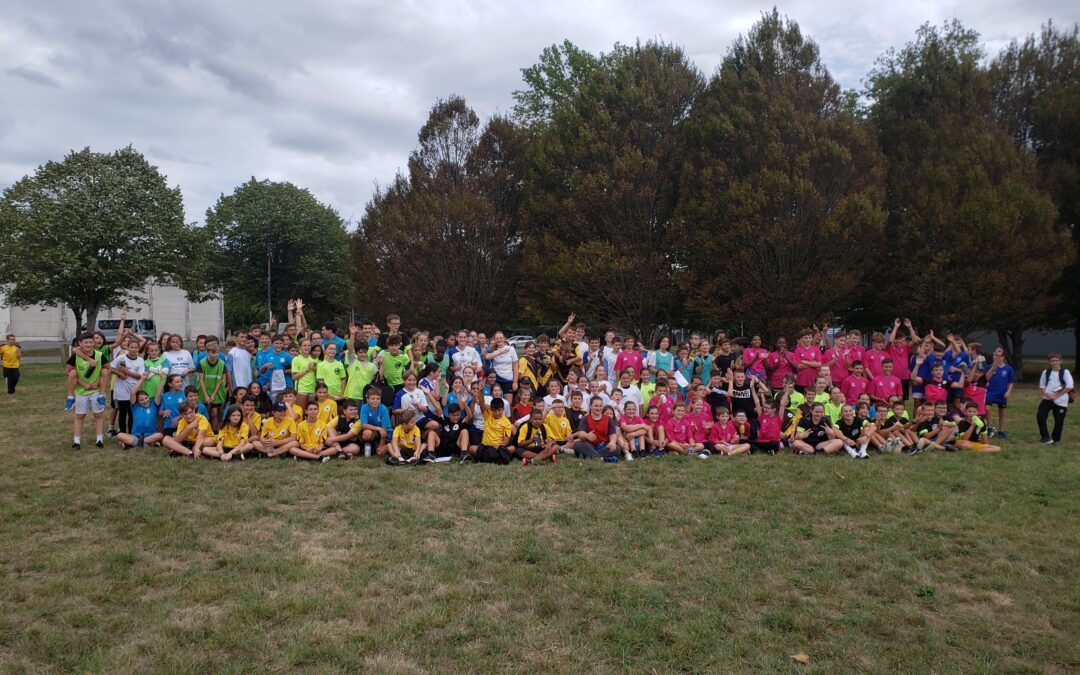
[697,452,709,459]
[562,447,575,454]
[624,452,634,462]
[858,448,869,459]
[845,445,858,458]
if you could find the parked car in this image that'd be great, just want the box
[95,318,158,343]
[507,335,534,354]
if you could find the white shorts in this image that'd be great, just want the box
[75,393,105,415]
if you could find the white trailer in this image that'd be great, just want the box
[1,283,223,343]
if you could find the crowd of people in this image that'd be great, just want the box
[3,300,1073,461]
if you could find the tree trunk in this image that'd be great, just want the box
[996,326,1025,379]
[85,305,101,336]
[68,304,85,338]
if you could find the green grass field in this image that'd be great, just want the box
[1,365,1077,673]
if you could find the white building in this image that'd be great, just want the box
[0,283,223,342]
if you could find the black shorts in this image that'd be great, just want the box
[901,379,911,400]
[468,429,483,447]
[207,402,224,412]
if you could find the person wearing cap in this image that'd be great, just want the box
[252,401,298,457]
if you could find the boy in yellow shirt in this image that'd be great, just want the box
[389,409,422,465]
[475,396,515,463]
[1,334,21,396]
[253,402,298,457]
[163,402,212,458]
[543,398,575,455]
[292,401,336,462]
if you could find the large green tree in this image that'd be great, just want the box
[354,97,526,329]
[517,40,704,339]
[674,10,885,338]
[991,21,1080,368]
[0,146,206,332]
[867,21,1072,368]
[204,179,349,328]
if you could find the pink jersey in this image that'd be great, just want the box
[757,414,781,442]
[889,342,912,380]
[709,420,738,445]
[614,351,645,379]
[864,347,890,378]
[766,350,798,389]
[620,414,645,428]
[841,374,869,405]
[793,346,823,388]
[743,347,768,374]
[848,344,866,367]
[649,393,675,424]
[686,409,712,442]
[825,347,851,383]
[868,375,902,402]
[663,417,693,444]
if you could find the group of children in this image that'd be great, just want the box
[42,302,1073,462]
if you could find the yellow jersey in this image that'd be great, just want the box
[261,416,297,440]
[317,399,338,426]
[245,411,264,435]
[176,414,212,441]
[282,402,304,421]
[543,413,572,442]
[481,409,514,447]
[218,423,250,448]
[0,344,20,369]
[297,419,329,450]
[392,424,421,452]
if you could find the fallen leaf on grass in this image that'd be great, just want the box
[791,652,810,664]
[836,473,845,479]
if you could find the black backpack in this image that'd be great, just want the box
[1042,369,1076,404]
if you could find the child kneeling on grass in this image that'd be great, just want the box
[388,409,424,465]
[163,402,212,458]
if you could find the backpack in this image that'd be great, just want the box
[1042,369,1076,404]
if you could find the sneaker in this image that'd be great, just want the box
[858,449,870,459]
[64,396,75,411]
[70,442,81,451]
[624,453,635,462]
[420,452,436,464]
[650,448,666,457]
[845,445,858,458]
[95,440,104,449]
[944,443,958,452]
[406,455,419,464]
[386,456,403,466]
[1040,439,1055,445]
[106,428,117,438]
[239,453,246,461]
[997,431,1007,440]
[321,456,331,463]
[561,447,575,454]
[903,444,922,455]
[602,456,618,463]
[697,452,710,459]
[460,452,474,463]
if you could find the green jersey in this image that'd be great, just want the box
[344,358,376,401]
[317,359,346,398]
[291,355,318,394]
[142,356,168,396]
[74,352,105,396]
[381,351,411,387]
[198,357,228,404]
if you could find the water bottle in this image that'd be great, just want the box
[364,443,373,458]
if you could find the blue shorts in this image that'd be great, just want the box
[986,394,1008,407]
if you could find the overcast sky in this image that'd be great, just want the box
[2,1,1076,227]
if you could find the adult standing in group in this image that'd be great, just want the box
[377,314,403,350]
[1036,353,1073,445]
[487,331,519,392]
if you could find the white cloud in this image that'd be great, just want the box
[1,0,1076,226]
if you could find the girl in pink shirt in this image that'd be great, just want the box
[742,335,769,379]
[824,333,852,384]
[709,407,749,456]
[663,403,705,456]
[766,336,798,389]
[645,405,666,455]
[614,335,645,380]
[649,378,676,424]
[618,401,649,455]
[686,398,713,443]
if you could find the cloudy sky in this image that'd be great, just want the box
[2,0,1075,227]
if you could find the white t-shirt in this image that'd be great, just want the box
[110,353,146,401]
[490,347,516,380]
[1040,369,1074,407]
[164,349,194,383]
[229,346,253,388]
[543,394,566,408]
[396,388,432,414]
[618,384,644,409]
[452,347,482,372]
[602,347,620,385]
[583,392,611,409]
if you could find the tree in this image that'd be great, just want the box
[355,97,527,329]
[867,21,1072,370]
[673,9,885,338]
[204,179,349,328]
[518,40,704,339]
[0,146,205,332]
[512,40,602,127]
[992,22,1080,368]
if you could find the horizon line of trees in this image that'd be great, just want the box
[1,10,1077,372]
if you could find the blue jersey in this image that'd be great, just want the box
[131,401,159,437]
[912,353,940,383]
[161,391,185,429]
[360,403,392,432]
[944,350,971,384]
[254,348,275,387]
[986,364,1015,398]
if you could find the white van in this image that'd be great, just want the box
[95,318,158,342]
